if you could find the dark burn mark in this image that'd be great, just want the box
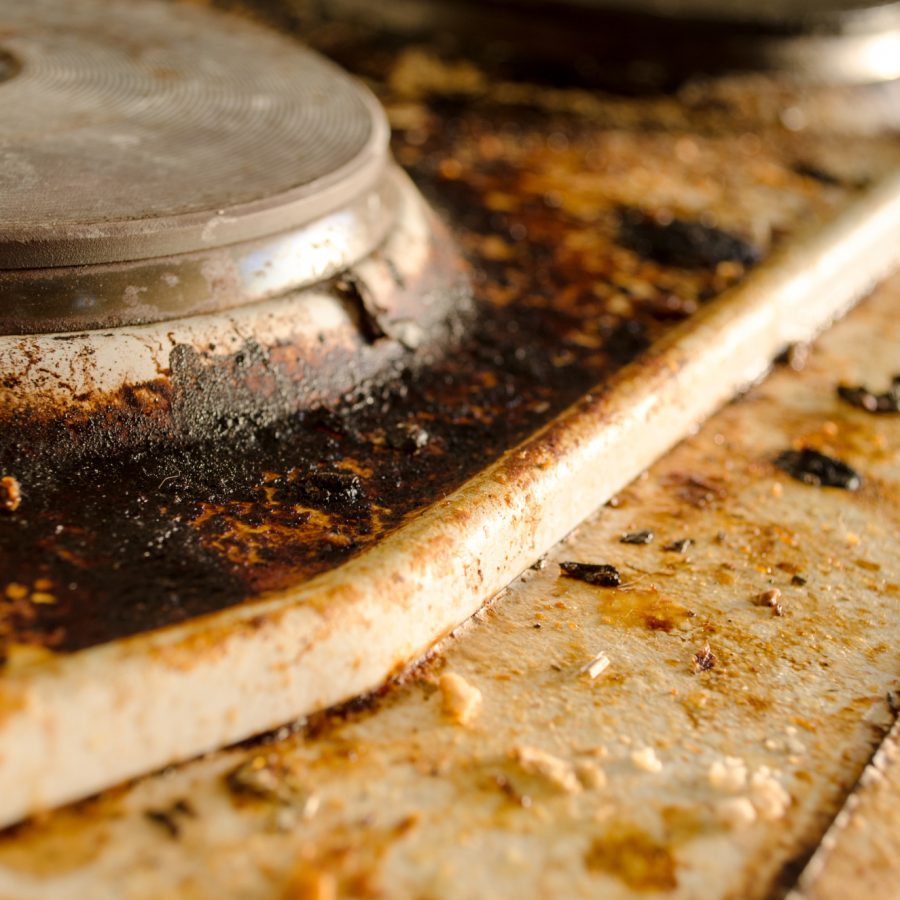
[620,530,653,545]
[775,449,862,490]
[559,562,621,587]
[617,208,761,270]
[837,380,900,415]
[332,272,387,344]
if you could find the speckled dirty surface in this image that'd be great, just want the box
[0,256,895,900]
[2,0,900,658]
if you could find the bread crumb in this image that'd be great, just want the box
[439,672,482,726]
[0,476,21,512]
[631,747,663,773]
[716,796,757,830]
[709,756,748,793]
[512,745,581,794]
[580,651,611,679]
[749,767,791,820]
[575,760,607,790]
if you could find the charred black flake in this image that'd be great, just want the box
[617,208,761,270]
[620,530,653,545]
[560,562,621,587]
[837,381,900,415]
[775,449,862,490]
[297,468,367,512]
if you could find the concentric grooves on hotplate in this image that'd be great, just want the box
[0,0,389,268]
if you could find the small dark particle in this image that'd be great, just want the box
[530,557,547,571]
[837,382,899,415]
[755,587,783,617]
[791,574,807,587]
[532,623,542,629]
[663,538,692,554]
[775,342,809,371]
[387,421,431,452]
[775,449,862,490]
[692,640,716,673]
[617,208,761,270]
[492,773,531,808]
[144,799,195,839]
[0,475,21,512]
[791,162,844,187]
[560,562,621,587]
[297,468,366,511]
[620,530,654,545]
[225,754,299,805]
[888,690,900,716]
[332,272,386,343]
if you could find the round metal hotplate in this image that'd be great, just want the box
[0,0,389,270]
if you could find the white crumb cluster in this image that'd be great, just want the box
[512,745,582,794]
[439,672,482,726]
[749,766,791,821]
[708,756,748,793]
[716,796,757,830]
[631,746,663,773]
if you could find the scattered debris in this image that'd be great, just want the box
[575,760,608,790]
[297,468,368,511]
[837,380,900,415]
[225,754,316,817]
[492,772,532,808]
[387,421,431,452]
[749,767,791,820]
[755,588,783,616]
[560,562,621,587]
[618,208,761,270]
[530,557,547,571]
[663,538,692,554]
[887,690,900,715]
[579,651,611,680]
[0,475,21,512]
[716,796,757,830]
[709,757,748,793]
[512,745,581,794]
[144,798,196,839]
[791,574,807,587]
[693,640,717,673]
[620,530,654,545]
[774,449,862,490]
[631,746,663,773]
[439,671,482,726]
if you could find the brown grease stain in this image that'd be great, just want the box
[585,822,678,891]
[598,589,693,633]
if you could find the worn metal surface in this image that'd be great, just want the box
[0,0,389,271]
[0,270,895,898]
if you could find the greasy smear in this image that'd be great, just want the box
[585,823,678,891]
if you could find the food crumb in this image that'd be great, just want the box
[709,757,748,793]
[631,746,663,773]
[749,766,791,820]
[580,651,611,679]
[576,760,608,790]
[620,530,654,545]
[560,562,621,587]
[716,796,757,830]
[693,640,717,673]
[512,745,581,794]
[663,538,692,553]
[755,588,783,616]
[0,476,21,512]
[439,672,482,726]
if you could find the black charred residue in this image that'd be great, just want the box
[617,208,761,270]
[620,530,653,545]
[1,26,842,658]
[775,449,862,490]
[663,538,692,553]
[837,378,900,415]
[559,562,622,587]
[332,272,387,344]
